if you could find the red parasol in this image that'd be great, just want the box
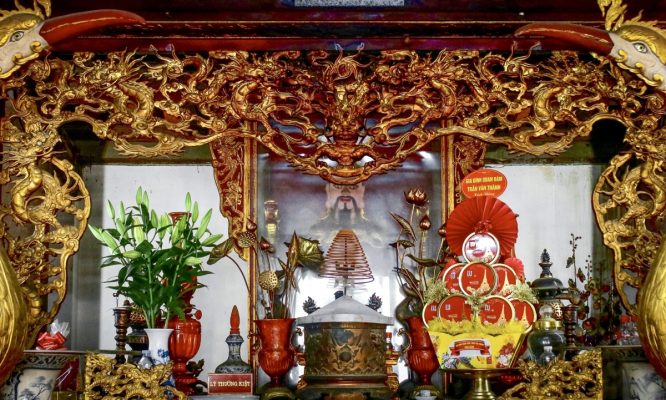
[446,196,518,257]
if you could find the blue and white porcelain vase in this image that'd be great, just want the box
[1,352,73,400]
[145,328,173,365]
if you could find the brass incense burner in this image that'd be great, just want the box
[296,296,394,400]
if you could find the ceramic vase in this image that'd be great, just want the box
[255,318,296,386]
[0,352,73,400]
[145,328,173,365]
[168,313,201,395]
[403,316,440,386]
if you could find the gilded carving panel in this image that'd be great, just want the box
[0,45,663,333]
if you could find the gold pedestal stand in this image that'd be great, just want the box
[443,368,518,400]
[258,384,296,400]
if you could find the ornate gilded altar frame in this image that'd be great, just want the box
[3,47,662,339]
[0,3,665,398]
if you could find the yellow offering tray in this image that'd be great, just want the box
[427,319,530,370]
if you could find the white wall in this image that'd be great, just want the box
[493,164,607,291]
[67,164,250,378]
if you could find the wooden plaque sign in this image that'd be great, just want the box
[208,373,254,394]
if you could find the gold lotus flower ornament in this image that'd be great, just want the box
[419,215,432,231]
[235,231,257,248]
[258,271,279,291]
[259,237,274,252]
[245,220,258,232]
[404,188,429,207]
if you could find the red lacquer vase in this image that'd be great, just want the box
[403,316,440,385]
[255,318,296,386]
[167,271,202,396]
[168,310,202,395]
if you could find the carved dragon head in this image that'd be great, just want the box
[516,0,666,90]
[0,0,144,79]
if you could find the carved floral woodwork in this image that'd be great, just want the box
[210,136,257,258]
[440,135,487,217]
[452,135,487,209]
[1,46,663,321]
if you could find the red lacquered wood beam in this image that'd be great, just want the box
[54,35,594,52]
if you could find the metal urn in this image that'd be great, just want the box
[531,249,565,320]
[296,296,394,400]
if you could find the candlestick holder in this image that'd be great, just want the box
[562,305,578,347]
[113,303,131,364]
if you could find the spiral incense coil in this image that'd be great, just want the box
[320,229,374,285]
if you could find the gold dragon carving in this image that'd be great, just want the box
[84,353,186,400]
[515,0,666,315]
[0,82,91,347]
[210,135,257,259]
[6,46,661,307]
[1,41,664,327]
[0,243,27,385]
[517,0,666,378]
[498,349,603,400]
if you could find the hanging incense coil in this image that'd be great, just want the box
[320,229,374,285]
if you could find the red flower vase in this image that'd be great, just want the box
[255,318,296,386]
[168,310,202,395]
[403,316,440,385]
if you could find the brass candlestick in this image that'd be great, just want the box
[113,303,131,364]
[562,305,578,347]
[385,332,400,395]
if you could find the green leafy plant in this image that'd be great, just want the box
[89,187,223,328]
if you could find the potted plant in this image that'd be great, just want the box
[89,187,222,364]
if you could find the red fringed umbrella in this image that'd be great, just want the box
[446,196,518,257]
